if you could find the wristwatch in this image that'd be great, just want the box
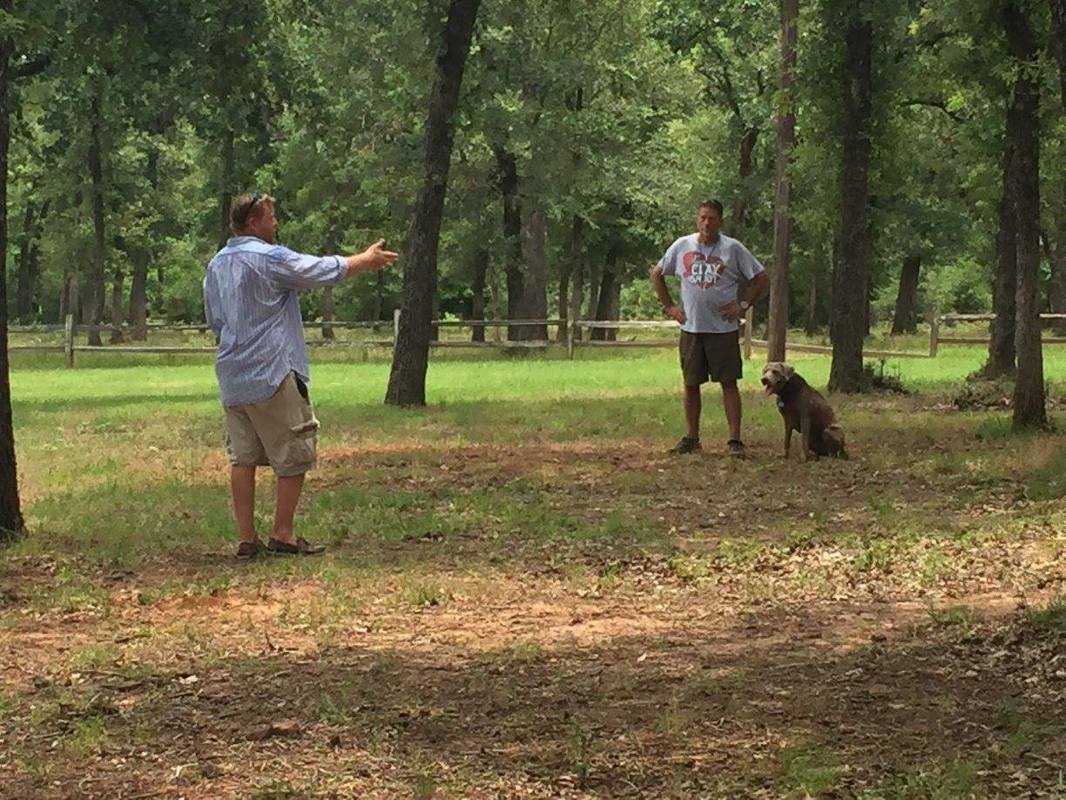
[739,300,750,312]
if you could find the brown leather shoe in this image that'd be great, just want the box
[236,539,263,558]
[267,536,325,555]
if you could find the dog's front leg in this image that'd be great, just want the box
[799,400,813,462]
[783,419,792,458]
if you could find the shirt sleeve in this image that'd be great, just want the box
[736,242,765,280]
[266,246,348,290]
[657,239,680,277]
[203,271,223,336]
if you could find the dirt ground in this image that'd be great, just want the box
[1,433,1064,799]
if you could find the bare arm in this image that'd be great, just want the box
[720,270,770,321]
[345,239,398,277]
[650,265,686,325]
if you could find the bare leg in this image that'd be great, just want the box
[721,381,742,441]
[683,384,702,438]
[230,465,258,543]
[272,473,306,544]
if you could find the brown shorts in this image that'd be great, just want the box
[224,373,319,477]
[679,330,742,386]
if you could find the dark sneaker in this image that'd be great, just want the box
[727,439,746,458]
[267,536,325,556]
[236,539,263,558]
[669,435,702,455]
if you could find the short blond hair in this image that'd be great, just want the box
[229,191,274,233]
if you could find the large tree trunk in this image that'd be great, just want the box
[829,7,873,393]
[128,247,149,340]
[981,141,1019,377]
[495,147,525,340]
[1007,2,1046,429]
[767,0,799,362]
[891,255,921,334]
[87,86,107,347]
[218,128,235,250]
[471,247,488,342]
[1050,0,1066,104]
[385,0,480,406]
[518,205,549,341]
[0,5,24,539]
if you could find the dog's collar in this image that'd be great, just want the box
[777,399,785,409]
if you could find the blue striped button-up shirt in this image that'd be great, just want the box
[204,236,347,407]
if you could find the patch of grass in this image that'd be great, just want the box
[852,538,894,574]
[1025,448,1066,500]
[64,714,109,754]
[1025,595,1066,632]
[68,643,118,671]
[777,743,845,797]
[667,552,712,582]
[404,582,448,608]
[859,759,981,799]
[565,716,594,790]
[926,605,980,635]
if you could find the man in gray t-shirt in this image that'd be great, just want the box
[650,199,768,457]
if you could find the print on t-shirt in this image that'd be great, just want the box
[682,251,725,289]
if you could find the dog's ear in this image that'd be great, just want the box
[781,363,795,379]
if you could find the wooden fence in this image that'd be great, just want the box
[7,310,1066,367]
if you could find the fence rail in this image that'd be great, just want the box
[7,310,1066,367]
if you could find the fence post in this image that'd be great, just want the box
[64,314,75,369]
[392,308,400,345]
[743,307,754,360]
[928,307,940,358]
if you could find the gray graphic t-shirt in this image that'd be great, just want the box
[658,234,765,334]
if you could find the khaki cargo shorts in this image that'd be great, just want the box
[224,373,319,477]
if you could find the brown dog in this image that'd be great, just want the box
[761,362,847,461]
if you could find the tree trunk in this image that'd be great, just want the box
[1047,229,1066,336]
[767,0,799,362]
[592,247,620,342]
[1050,0,1066,104]
[495,147,525,340]
[557,216,584,343]
[0,5,24,539]
[128,247,149,340]
[890,255,921,334]
[372,270,385,332]
[87,86,107,347]
[518,205,549,341]
[218,128,235,250]
[320,223,339,340]
[471,247,488,342]
[1007,2,1046,429]
[731,127,758,235]
[109,262,124,344]
[828,7,873,394]
[805,274,819,336]
[385,0,480,406]
[15,199,41,322]
[320,287,335,340]
[981,70,1023,378]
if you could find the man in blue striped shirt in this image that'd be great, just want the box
[204,192,397,557]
